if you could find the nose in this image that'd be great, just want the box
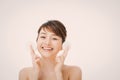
[44,37,51,45]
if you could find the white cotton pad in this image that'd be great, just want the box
[57,41,71,57]
[35,48,42,57]
[30,42,42,57]
[62,41,71,50]
[57,50,64,57]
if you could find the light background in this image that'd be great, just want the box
[0,0,120,80]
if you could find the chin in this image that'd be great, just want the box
[41,52,52,58]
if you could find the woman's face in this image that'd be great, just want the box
[37,28,62,58]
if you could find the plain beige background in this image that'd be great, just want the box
[0,0,120,80]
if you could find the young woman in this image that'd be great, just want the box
[19,20,82,80]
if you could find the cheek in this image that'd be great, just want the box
[36,40,42,50]
[54,42,62,51]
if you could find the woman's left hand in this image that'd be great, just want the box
[55,45,70,80]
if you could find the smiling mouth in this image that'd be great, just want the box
[42,47,53,51]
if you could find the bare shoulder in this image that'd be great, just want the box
[70,66,82,74]
[19,67,33,80]
[64,65,82,80]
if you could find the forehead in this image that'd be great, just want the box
[40,28,57,36]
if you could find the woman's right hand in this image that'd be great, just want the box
[29,45,42,80]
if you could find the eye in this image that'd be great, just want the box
[40,36,46,39]
[52,37,58,40]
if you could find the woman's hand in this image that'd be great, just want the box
[55,45,70,80]
[29,43,70,80]
[29,45,42,80]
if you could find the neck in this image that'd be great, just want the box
[42,56,56,66]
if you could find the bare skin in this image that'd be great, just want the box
[19,29,82,80]
[19,65,82,80]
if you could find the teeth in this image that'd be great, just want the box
[42,47,53,50]
[44,48,52,49]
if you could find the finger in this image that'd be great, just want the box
[35,58,41,67]
[29,44,42,71]
[33,56,41,70]
[32,52,41,64]
[62,45,70,58]
[56,56,64,64]
[56,57,61,63]
[29,44,36,59]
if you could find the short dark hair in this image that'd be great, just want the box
[36,20,67,43]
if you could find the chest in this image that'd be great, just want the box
[28,69,69,80]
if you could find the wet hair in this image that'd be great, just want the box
[36,20,67,43]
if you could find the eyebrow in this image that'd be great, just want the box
[40,32,57,36]
[40,32,46,34]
